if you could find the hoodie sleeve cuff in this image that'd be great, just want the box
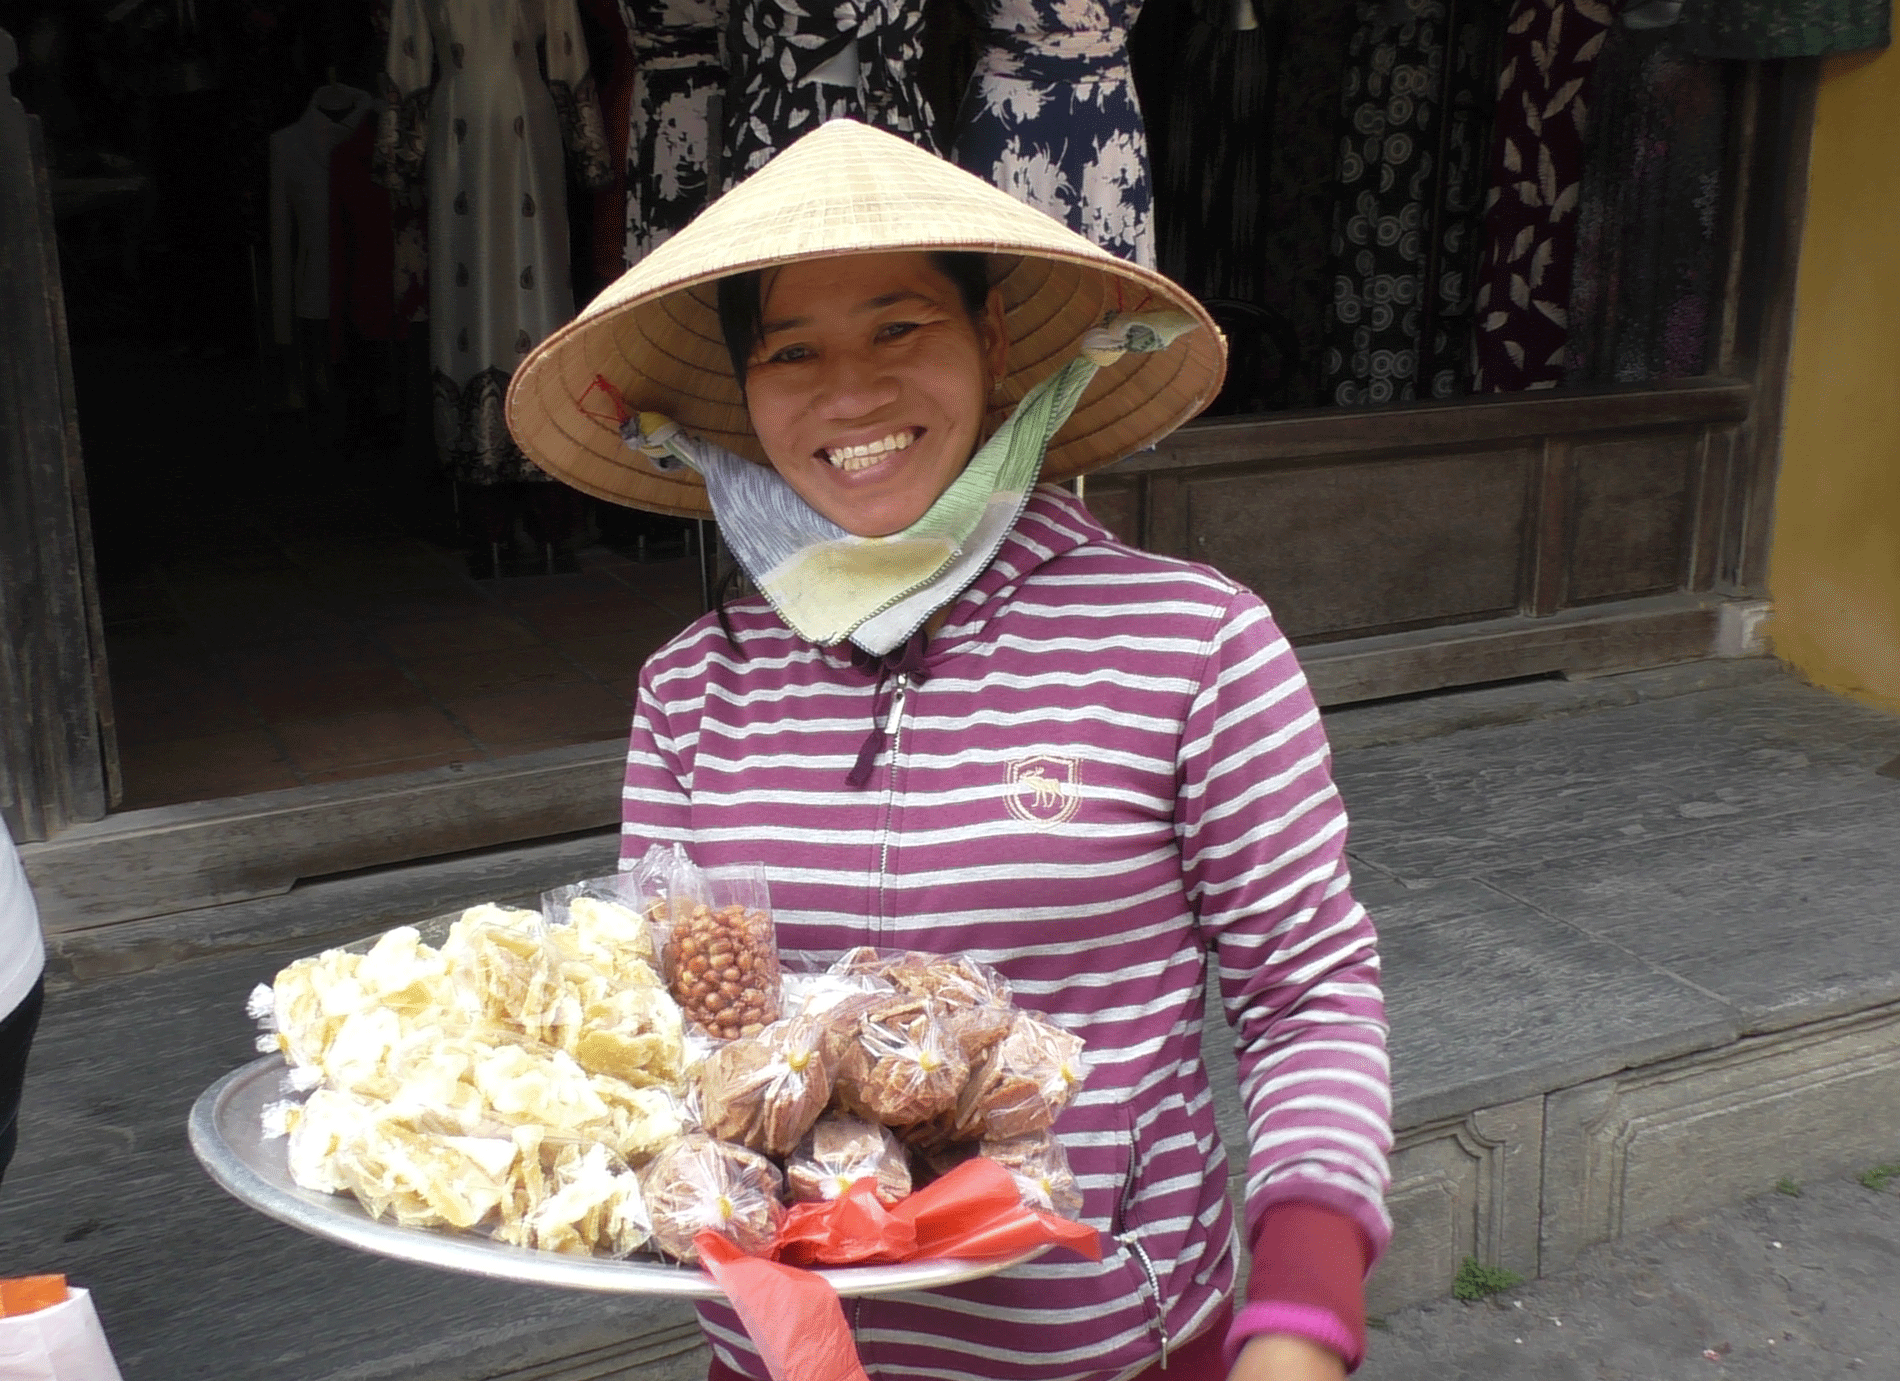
[1232,1200,1371,1370]
[1223,1302,1364,1373]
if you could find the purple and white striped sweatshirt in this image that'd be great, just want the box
[620,486,1392,1380]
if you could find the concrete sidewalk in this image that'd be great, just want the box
[3,657,1897,1380]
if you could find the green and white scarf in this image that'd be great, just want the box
[623,311,1198,655]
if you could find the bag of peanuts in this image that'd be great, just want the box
[657,862,784,1042]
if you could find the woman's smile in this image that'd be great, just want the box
[819,426,920,472]
[742,252,1007,537]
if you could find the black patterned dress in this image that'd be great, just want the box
[950,0,1154,267]
[723,0,937,186]
[1318,0,1496,407]
[618,0,727,265]
[376,0,612,484]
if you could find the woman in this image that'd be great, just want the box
[508,120,1391,1381]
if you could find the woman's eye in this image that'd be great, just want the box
[764,343,813,364]
[876,321,920,342]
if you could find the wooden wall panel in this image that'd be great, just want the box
[1566,433,1698,603]
[1080,478,1139,549]
[1184,449,1537,641]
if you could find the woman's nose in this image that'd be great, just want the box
[813,346,898,418]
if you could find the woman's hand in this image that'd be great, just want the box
[1229,1333,1348,1381]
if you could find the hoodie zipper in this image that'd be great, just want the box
[874,675,912,938]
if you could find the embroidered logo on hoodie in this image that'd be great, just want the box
[1006,755,1081,828]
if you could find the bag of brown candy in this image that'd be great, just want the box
[948,1010,1088,1142]
[832,994,968,1128]
[696,1013,833,1157]
[638,1131,785,1262]
[785,1113,912,1205]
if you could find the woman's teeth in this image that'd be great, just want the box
[824,430,915,472]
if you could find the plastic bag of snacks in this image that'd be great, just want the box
[539,878,685,1090]
[541,875,658,969]
[253,900,686,1259]
[948,1011,1087,1142]
[697,1014,834,1156]
[279,1086,656,1255]
[979,1130,1084,1220]
[828,949,1014,1062]
[657,862,783,1041]
[639,1132,785,1262]
[833,995,969,1127]
[785,1114,911,1206]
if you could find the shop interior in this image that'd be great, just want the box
[3,0,1740,812]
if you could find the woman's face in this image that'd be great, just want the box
[742,251,1008,538]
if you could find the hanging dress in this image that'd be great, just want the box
[1317,0,1495,407]
[1467,0,1615,393]
[1564,30,1728,385]
[951,0,1153,267]
[376,0,612,484]
[618,0,727,263]
[723,0,936,187]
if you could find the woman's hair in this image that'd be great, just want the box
[715,251,992,392]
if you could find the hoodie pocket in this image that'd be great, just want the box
[1109,1109,1172,1365]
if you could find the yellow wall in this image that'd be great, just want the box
[1770,38,1900,711]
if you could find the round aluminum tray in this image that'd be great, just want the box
[189,1055,1038,1297]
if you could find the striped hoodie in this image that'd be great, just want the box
[621,486,1392,1380]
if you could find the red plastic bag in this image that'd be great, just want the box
[702,1157,1103,1381]
[773,1157,1102,1269]
[696,1233,870,1381]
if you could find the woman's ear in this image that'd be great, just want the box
[982,287,1009,384]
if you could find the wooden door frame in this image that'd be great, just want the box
[0,31,118,847]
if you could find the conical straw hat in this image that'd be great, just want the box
[506,120,1226,518]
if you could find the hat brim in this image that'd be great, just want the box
[506,122,1226,518]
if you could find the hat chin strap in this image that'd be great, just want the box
[622,311,1198,655]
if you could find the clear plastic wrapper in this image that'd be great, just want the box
[827,949,1013,1062]
[948,1011,1088,1142]
[658,864,783,1041]
[785,1114,911,1206]
[638,1132,785,1263]
[440,905,566,1046]
[981,1131,1084,1220]
[541,875,659,970]
[279,1087,653,1256]
[697,1015,833,1156]
[541,881,686,1091]
[833,995,968,1128]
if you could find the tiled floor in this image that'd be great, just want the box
[75,338,711,811]
[104,540,703,809]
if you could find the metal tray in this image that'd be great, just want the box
[189,1055,1038,1298]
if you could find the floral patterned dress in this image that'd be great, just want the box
[723,0,936,186]
[950,0,1154,268]
[376,0,611,484]
[618,0,727,265]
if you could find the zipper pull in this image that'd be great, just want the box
[884,676,909,734]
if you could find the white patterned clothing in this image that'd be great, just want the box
[950,0,1154,268]
[377,0,612,483]
[722,0,936,187]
